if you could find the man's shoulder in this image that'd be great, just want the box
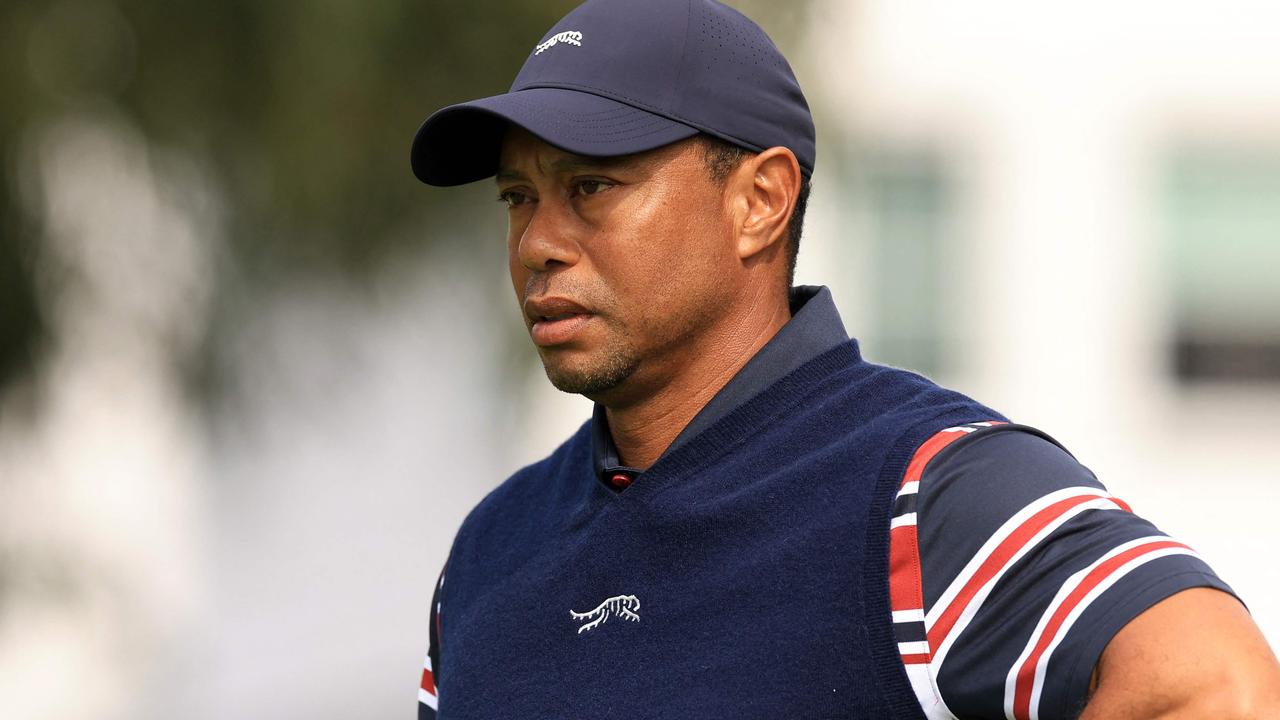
[863,370,1013,462]
[905,421,1100,537]
[913,421,1092,497]
[826,355,1010,431]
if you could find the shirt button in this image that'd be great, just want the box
[609,473,633,489]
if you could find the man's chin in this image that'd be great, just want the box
[541,353,639,397]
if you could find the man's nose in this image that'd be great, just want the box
[517,199,582,272]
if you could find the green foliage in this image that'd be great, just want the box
[0,0,810,395]
[0,0,578,390]
[115,0,583,268]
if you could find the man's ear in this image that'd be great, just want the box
[730,147,802,261]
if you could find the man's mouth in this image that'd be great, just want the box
[524,295,597,346]
[530,312,594,346]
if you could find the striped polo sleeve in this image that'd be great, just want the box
[419,566,445,719]
[890,422,1237,720]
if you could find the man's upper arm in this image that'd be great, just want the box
[903,423,1259,719]
[1080,586,1280,719]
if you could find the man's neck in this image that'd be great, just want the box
[602,290,792,471]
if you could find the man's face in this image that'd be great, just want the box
[496,126,742,404]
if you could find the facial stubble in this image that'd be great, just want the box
[536,288,725,398]
[538,328,641,396]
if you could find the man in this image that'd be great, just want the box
[409,0,1280,717]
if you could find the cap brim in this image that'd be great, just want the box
[410,87,700,186]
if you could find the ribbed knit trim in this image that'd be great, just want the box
[866,421,931,717]
[863,404,1012,716]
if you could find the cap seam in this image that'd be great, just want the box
[670,0,692,114]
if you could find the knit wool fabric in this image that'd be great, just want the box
[434,339,1008,719]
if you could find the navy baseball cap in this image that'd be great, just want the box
[410,0,815,187]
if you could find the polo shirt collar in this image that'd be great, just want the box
[591,284,849,490]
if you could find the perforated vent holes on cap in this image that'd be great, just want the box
[693,0,788,80]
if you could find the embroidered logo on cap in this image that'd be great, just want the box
[570,594,640,634]
[535,30,583,55]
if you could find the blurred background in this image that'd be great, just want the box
[1,0,1277,717]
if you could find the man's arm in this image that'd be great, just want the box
[1082,587,1280,719]
[902,424,1270,719]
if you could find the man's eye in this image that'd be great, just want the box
[574,179,612,197]
[497,190,531,208]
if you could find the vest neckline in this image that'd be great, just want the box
[586,338,864,505]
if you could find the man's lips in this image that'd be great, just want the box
[525,296,595,347]
[525,296,591,322]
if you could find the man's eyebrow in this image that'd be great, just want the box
[495,154,638,183]
[495,167,527,184]
[550,155,628,172]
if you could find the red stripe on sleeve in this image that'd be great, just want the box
[899,422,1008,488]
[888,421,1005,661]
[927,493,1106,650]
[901,431,967,487]
[890,524,924,614]
[1010,539,1188,719]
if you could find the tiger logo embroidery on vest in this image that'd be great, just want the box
[570,594,640,634]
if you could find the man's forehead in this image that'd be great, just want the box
[495,126,686,182]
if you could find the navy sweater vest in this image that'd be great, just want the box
[435,339,1008,718]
